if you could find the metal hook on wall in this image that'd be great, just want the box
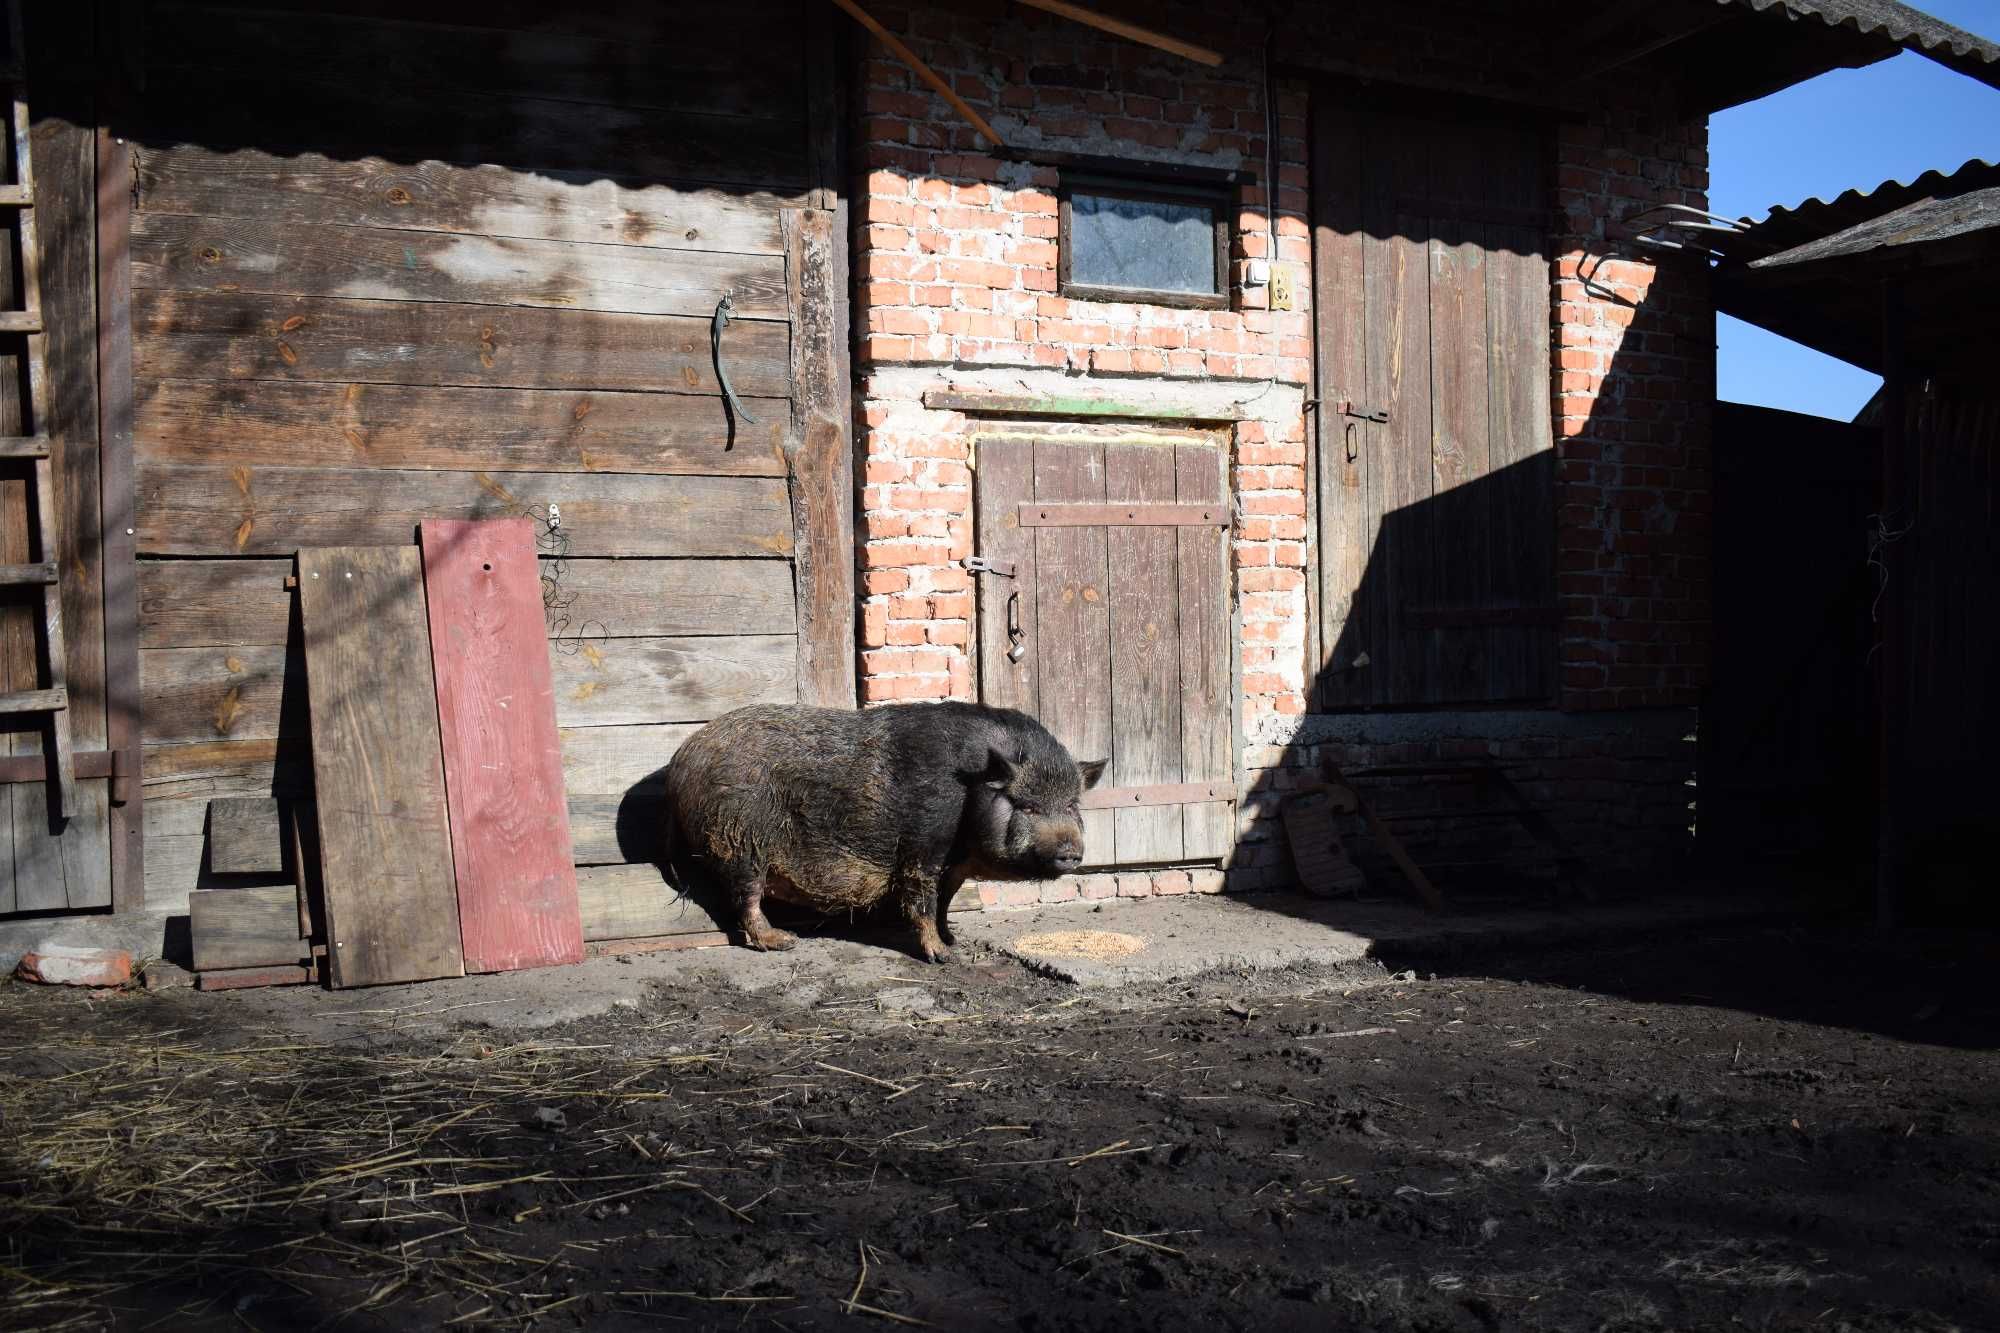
[711,294,756,445]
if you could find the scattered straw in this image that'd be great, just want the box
[1011,930,1147,961]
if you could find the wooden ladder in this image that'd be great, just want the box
[0,0,73,822]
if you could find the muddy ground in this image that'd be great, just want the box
[3,922,1997,1332]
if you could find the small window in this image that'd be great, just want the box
[1058,171,1231,309]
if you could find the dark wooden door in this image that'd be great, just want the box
[976,429,1231,868]
[1313,94,1555,709]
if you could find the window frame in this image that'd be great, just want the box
[1056,169,1233,311]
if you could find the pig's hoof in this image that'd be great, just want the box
[746,928,797,952]
[937,921,958,946]
[921,945,955,965]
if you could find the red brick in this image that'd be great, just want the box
[15,945,133,988]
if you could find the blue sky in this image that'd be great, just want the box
[1710,0,2000,419]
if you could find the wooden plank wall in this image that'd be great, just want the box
[126,0,823,911]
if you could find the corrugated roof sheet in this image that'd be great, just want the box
[1712,157,2000,265]
[1718,0,2000,88]
[1752,184,2000,266]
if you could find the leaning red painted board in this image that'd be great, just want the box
[421,519,585,972]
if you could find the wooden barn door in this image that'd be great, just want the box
[1312,93,1556,709]
[975,428,1232,868]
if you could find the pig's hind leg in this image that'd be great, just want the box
[890,858,953,964]
[935,865,973,948]
[729,864,797,952]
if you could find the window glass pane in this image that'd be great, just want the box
[1069,192,1216,294]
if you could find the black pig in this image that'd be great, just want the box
[664,702,1106,962]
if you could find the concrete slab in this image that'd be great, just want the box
[955,889,1795,988]
[0,909,179,976]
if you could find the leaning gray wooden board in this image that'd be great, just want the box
[137,381,789,477]
[135,291,792,398]
[136,148,790,255]
[295,546,463,987]
[134,466,794,558]
[139,635,794,744]
[189,885,307,971]
[133,216,789,321]
[139,558,795,649]
[206,797,284,875]
[149,1,803,121]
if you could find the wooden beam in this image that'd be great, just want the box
[1014,0,1223,67]
[826,0,1006,148]
[786,210,858,707]
[922,387,1254,422]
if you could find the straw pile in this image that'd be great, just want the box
[0,984,746,1329]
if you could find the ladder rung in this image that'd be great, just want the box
[0,185,30,207]
[0,562,56,586]
[0,687,67,714]
[0,311,42,334]
[0,433,50,458]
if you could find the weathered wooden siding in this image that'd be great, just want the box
[125,0,820,910]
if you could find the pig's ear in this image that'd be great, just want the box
[979,747,1017,789]
[1077,758,1108,790]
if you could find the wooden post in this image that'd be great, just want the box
[786,208,857,708]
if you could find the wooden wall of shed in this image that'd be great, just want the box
[124,0,823,910]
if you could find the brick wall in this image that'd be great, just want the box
[1552,113,1714,712]
[852,1,1313,723]
[846,2,1712,903]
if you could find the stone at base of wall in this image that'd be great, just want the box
[0,910,181,978]
[970,867,1226,911]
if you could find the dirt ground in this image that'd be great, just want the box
[3,922,1997,1332]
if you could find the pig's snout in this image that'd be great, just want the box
[1052,847,1083,872]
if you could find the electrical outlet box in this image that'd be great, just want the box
[1245,257,1270,287]
[1269,263,1296,311]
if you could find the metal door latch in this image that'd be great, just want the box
[1338,399,1390,423]
[711,295,755,429]
[1005,590,1027,662]
[965,556,1016,577]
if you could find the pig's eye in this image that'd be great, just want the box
[1016,800,1039,815]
